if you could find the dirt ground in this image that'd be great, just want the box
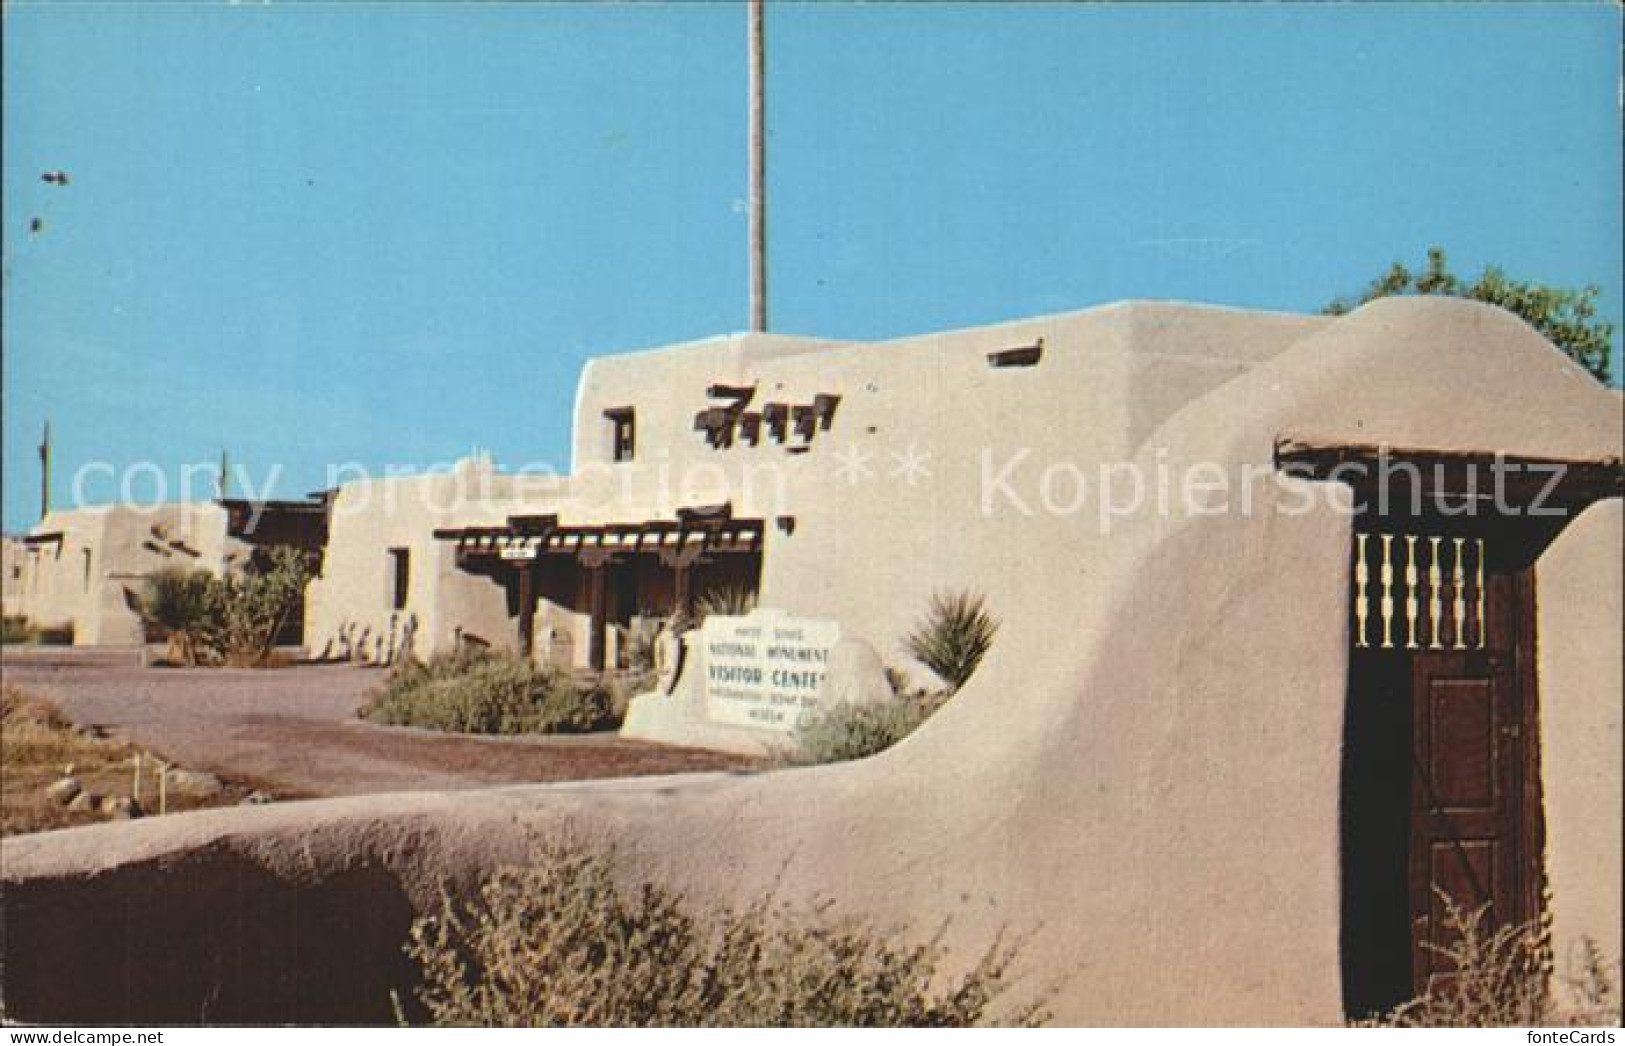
[0,647,759,800]
[1,683,265,836]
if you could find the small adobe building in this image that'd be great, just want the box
[7,497,330,647]
[2,295,1620,1025]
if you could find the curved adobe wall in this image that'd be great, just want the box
[1535,499,1624,976]
[4,298,1618,1025]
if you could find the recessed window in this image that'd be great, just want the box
[82,549,93,592]
[605,407,636,463]
[986,338,1044,368]
[388,548,410,610]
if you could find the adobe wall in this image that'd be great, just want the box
[11,504,235,645]
[1535,499,1624,976]
[6,298,1616,1026]
[2,536,27,618]
[303,461,557,662]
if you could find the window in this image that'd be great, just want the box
[986,338,1044,368]
[388,548,410,610]
[604,407,635,462]
[82,549,93,592]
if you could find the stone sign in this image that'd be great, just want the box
[700,609,841,732]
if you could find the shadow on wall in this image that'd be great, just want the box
[313,614,418,666]
[0,848,421,1024]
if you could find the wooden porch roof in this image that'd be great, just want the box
[434,512,764,564]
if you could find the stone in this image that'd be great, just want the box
[239,790,274,806]
[698,608,842,733]
[654,628,686,695]
[44,777,82,805]
[622,608,855,755]
[166,769,225,799]
[104,797,143,820]
[67,791,101,813]
[819,638,893,709]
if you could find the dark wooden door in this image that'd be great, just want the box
[1407,569,1537,994]
[1342,525,1544,1012]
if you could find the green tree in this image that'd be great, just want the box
[1324,247,1615,383]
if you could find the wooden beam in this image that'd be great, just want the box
[1274,439,1624,503]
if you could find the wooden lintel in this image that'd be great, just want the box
[1274,439,1625,502]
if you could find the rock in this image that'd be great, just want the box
[104,797,143,820]
[166,769,224,799]
[818,638,893,710]
[239,790,274,806]
[44,777,82,805]
[67,791,102,813]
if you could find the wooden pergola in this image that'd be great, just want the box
[434,507,765,670]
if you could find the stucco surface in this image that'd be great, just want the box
[1534,499,1624,977]
[3,297,1619,1025]
[10,504,240,645]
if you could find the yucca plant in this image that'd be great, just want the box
[903,590,998,693]
[140,566,219,666]
[692,585,757,623]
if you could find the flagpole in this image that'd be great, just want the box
[748,0,767,333]
[38,421,52,519]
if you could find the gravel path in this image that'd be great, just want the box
[1,648,757,797]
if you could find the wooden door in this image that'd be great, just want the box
[1343,525,1544,1009]
[1407,568,1538,994]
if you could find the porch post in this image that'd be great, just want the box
[587,563,608,671]
[517,564,536,658]
[658,544,702,622]
[674,562,691,619]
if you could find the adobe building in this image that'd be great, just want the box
[2,535,25,619]
[7,497,330,647]
[2,296,1620,1025]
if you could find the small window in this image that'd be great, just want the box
[388,548,410,610]
[986,338,1044,369]
[82,549,93,592]
[605,407,636,462]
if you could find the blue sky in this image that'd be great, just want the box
[4,2,1620,532]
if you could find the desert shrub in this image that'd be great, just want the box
[1359,891,1619,1027]
[213,546,312,666]
[32,621,75,646]
[693,585,757,622]
[138,547,310,667]
[402,836,1048,1027]
[786,698,935,766]
[902,590,997,692]
[2,616,34,644]
[363,650,618,735]
[140,566,218,665]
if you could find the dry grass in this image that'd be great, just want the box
[401,835,1051,1027]
[1359,891,1620,1027]
[1,683,256,837]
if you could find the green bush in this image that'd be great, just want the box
[902,590,998,692]
[32,621,74,646]
[213,546,312,666]
[786,698,934,766]
[363,649,618,735]
[402,836,1049,1027]
[138,547,311,667]
[140,566,217,665]
[1,616,34,645]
